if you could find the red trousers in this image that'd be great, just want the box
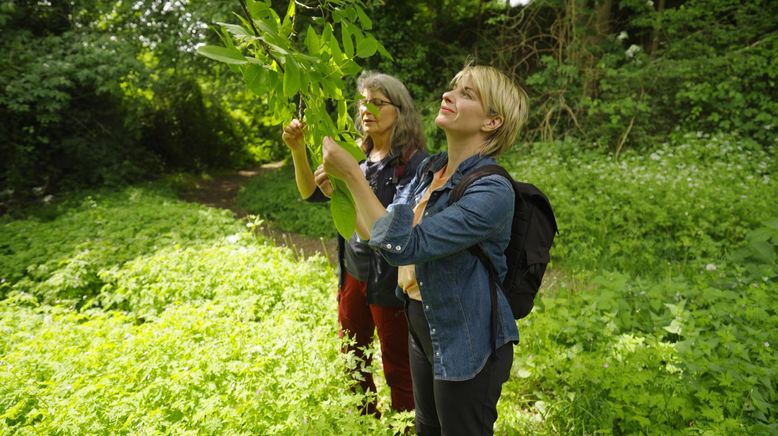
[338,271,414,415]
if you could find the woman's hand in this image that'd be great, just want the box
[281,119,305,153]
[313,164,334,197]
[322,136,359,181]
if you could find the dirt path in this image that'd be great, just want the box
[178,162,338,265]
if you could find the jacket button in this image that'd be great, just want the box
[395,245,401,251]
[431,328,436,334]
[385,243,392,249]
[418,281,423,287]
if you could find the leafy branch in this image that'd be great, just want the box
[197,0,391,238]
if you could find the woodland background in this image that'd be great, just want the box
[2,0,775,201]
[1,0,776,434]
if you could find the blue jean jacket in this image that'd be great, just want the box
[368,152,519,381]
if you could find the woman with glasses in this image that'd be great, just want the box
[321,64,528,435]
[282,71,426,417]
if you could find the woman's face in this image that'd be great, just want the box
[358,88,398,138]
[435,74,489,135]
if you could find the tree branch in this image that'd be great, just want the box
[238,0,285,73]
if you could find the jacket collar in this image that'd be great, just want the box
[424,152,497,189]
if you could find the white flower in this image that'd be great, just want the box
[226,234,240,244]
[618,31,628,41]
[650,152,660,161]
[647,0,653,7]
[705,263,717,271]
[765,342,770,348]
[625,44,642,58]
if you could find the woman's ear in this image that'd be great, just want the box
[482,116,503,133]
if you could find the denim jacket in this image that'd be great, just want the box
[368,152,519,381]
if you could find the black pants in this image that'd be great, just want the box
[406,299,513,436]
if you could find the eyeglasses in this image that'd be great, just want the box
[359,98,398,109]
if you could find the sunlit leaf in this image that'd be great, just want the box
[305,26,320,55]
[330,180,356,239]
[282,57,300,97]
[341,22,354,58]
[197,45,247,65]
[356,35,377,58]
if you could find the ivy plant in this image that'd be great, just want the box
[197,0,391,238]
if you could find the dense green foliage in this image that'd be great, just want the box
[0,0,273,205]
[4,0,774,208]
[504,133,777,275]
[0,186,413,433]
[5,133,773,433]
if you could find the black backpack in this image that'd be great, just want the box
[449,164,558,320]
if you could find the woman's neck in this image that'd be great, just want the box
[368,133,392,161]
[443,132,484,177]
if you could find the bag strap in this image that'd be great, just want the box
[449,164,514,358]
[390,148,418,184]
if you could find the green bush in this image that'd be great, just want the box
[498,245,777,434]
[0,185,242,304]
[503,133,777,276]
[0,279,398,434]
[0,184,411,434]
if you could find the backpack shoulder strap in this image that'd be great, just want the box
[449,164,512,204]
[448,164,518,356]
[448,164,515,276]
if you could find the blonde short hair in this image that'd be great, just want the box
[450,65,528,156]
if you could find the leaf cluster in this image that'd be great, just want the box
[198,0,393,238]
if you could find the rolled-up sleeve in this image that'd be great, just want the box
[369,175,513,266]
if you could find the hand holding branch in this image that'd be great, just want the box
[322,136,360,181]
[282,119,306,153]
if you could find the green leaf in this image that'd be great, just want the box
[364,102,379,118]
[216,22,251,39]
[341,22,354,58]
[356,35,378,58]
[376,42,393,61]
[305,26,320,56]
[330,181,356,239]
[197,45,247,65]
[323,23,342,59]
[280,0,295,37]
[242,64,267,95]
[337,136,365,162]
[354,5,373,30]
[747,240,775,264]
[283,0,295,23]
[337,100,348,130]
[340,59,361,76]
[282,57,300,97]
